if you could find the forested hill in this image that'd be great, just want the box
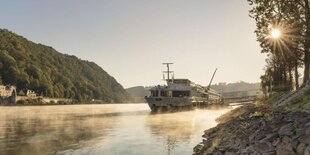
[210,81,260,93]
[126,86,150,103]
[0,29,131,102]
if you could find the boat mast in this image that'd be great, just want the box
[207,68,217,90]
[162,63,173,85]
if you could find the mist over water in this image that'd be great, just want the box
[0,104,232,155]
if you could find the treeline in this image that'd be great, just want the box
[248,0,310,93]
[125,86,151,103]
[0,29,131,102]
[211,81,260,93]
[211,82,260,98]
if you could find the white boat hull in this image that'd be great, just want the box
[145,97,209,112]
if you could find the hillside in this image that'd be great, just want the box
[126,86,150,103]
[0,29,131,102]
[211,81,260,98]
[210,81,260,93]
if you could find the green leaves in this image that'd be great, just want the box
[0,29,131,103]
[248,0,310,92]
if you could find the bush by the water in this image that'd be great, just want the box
[16,98,44,105]
[16,98,75,105]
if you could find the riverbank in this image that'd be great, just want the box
[0,97,140,106]
[193,104,310,155]
[0,102,141,106]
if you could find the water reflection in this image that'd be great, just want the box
[0,104,232,155]
[145,108,232,155]
[0,105,120,155]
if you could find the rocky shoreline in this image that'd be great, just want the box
[193,104,310,155]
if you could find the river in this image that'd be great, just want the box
[0,104,233,155]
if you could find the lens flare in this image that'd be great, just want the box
[271,29,281,39]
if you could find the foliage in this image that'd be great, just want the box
[248,0,310,92]
[288,87,310,110]
[0,29,131,102]
[250,111,274,121]
[258,91,286,105]
[249,105,275,121]
[211,81,260,93]
[126,86,150,103]
[16,98,44,105]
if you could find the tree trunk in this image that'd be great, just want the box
[304,52,309,83]
[295,60,299,89]
[283,65,288,91]
[289,65,293,90]
[303,0,310,83]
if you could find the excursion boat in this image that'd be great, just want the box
[145,63,223,112]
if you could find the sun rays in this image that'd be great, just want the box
[264,21,304,64]
[271,28,281,38]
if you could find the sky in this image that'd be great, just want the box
[0,0,266,88]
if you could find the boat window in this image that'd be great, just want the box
[151,90,159,97]
[160,91,167,97]
[172,91,190,97]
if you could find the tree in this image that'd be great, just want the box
[248,0,310,91]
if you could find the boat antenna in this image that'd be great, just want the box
[207,68,217,90]
[162,63,173,84]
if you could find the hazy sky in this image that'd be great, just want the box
[0,0,266,88]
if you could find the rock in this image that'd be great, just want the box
[202,138,207,144]
[242,145,255,154]
[299,134,310,145]
[305,145,310,155]
[192,106,310,155]
[292,139,300,150]
[276,139,297,155]
[283,136,292,144]
[296,143,306,155]
[279,123,294,136]
[305,126,310,136]
[224,151,236,155]
[250,121,260,130]
[213,151,223,155]
[260,133,278,143]
[249,132,256,143]
[238,140,248,149]
[193,143,204,153]
[256,130,268,141]
[254,141,275,154]
[272,138,280,146]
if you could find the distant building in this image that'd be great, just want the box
[0,85,17,103]
[0,85,15,96]
[26,90,37,97]
[18,90,25,96]
[18,89,37,97]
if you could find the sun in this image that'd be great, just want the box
[271,29,281,39]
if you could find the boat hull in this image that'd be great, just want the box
[145,97,209,112]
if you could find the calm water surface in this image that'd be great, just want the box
[0,104,233,155]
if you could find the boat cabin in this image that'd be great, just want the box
[149,79,192,98]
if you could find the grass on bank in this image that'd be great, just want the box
[258,87,310,110]
[287,88,310,110]
[258,91,286,105]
